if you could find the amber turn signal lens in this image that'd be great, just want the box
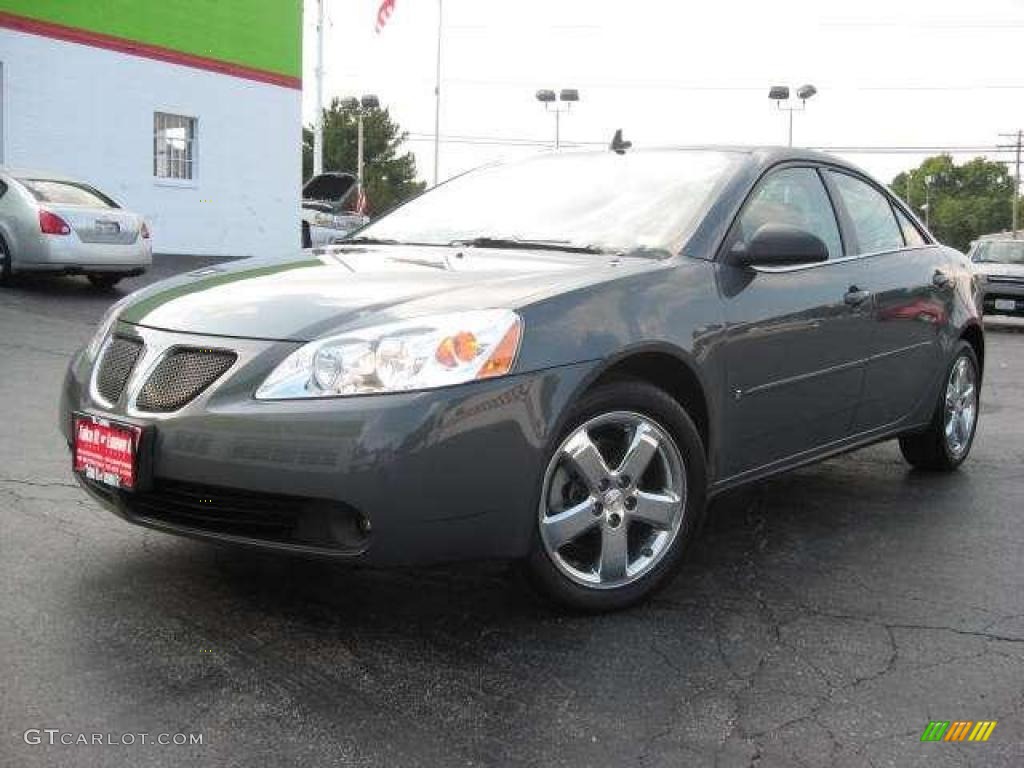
[477,321,522,379]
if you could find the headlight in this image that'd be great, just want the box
[86,296,131,360]
[255,309,522,399]
[313,212,339,228]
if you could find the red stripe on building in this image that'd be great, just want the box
[0,11,301,90]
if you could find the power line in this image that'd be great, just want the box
[436,77,1024,93]
[405,131,1013,155]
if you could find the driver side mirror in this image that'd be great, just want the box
[728,224,829,268]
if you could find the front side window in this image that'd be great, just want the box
[154,112,197,180]
[732,167,843,259]
[828,171,903,255]
[355,150,740,255]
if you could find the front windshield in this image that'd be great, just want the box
[355,150,739,254]
[973,240,1024,265]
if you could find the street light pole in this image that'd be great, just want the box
[343,94,379,190]
[768,84,817,147]
[356,112,364,187]
[536,89,579,150]
[924,175,933,229]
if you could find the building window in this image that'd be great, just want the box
[153,112,196,180]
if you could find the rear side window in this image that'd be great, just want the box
[828,171,903,255]
[894,207,927,247]
[733,167,843,259]
[17,179,118,208]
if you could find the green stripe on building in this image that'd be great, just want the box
[1,0,301,78]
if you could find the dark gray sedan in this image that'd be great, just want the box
[61,147,984,611]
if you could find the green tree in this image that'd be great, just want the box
[891,155,1021,251]
[302,98,425,214]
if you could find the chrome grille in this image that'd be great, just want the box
[96,336,143,404]
[988,275,1024,285]
[136,348,236,412]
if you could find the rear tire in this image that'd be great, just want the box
[301,221,312,249]
[524,378,707,612]
[87,274,122,291]
[0,237,12,285]
[899,341,980,471]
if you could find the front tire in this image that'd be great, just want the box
[87,274,122,291]
[525,379,707,612]
[899,341,980,471]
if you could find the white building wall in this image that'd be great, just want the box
[0,28,301,258]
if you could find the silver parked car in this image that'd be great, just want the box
[968,233,1024,316]
[0,168,151,289]
[301,172,369,248]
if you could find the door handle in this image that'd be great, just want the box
[932,270,952,288]
[844,287,872,306]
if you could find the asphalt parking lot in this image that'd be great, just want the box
[2,262,1024,768]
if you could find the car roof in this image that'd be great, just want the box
[0,167,83,183]
[517,145,870,178]
[974,231,1024,242]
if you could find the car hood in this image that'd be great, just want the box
[975,262,1024,277]
[302,172,356,204]
[118,246,661,342]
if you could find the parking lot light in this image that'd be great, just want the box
[769,83,817,147]
[536,88,580,150]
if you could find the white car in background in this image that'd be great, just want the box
[301,172,369,248]
[968,233,1024,317]
[0,168,151,289]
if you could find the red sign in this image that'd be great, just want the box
[73,416,141,490]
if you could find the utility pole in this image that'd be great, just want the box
[313,0,325,176]
[998,130,1022,238]
[1015,129,1021,238]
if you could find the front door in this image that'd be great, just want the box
[716,165,875,481]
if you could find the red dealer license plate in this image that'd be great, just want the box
[73,415,143,490]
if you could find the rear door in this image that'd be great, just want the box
[824,170,946,431]
[716,165,876,480]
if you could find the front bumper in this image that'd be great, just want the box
[61,324,592,565]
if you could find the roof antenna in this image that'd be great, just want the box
[610,129,632,155]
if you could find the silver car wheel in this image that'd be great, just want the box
[538,411,687,590]
[944,355,978,459]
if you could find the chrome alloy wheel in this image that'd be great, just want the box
[944,355,978,459]
[538,411,687,589]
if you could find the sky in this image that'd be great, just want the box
[301,0,1024,189]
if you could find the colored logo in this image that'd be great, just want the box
[920,721,997,742]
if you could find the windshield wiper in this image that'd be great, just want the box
[448,236,609,254]
[341,236,403,246]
